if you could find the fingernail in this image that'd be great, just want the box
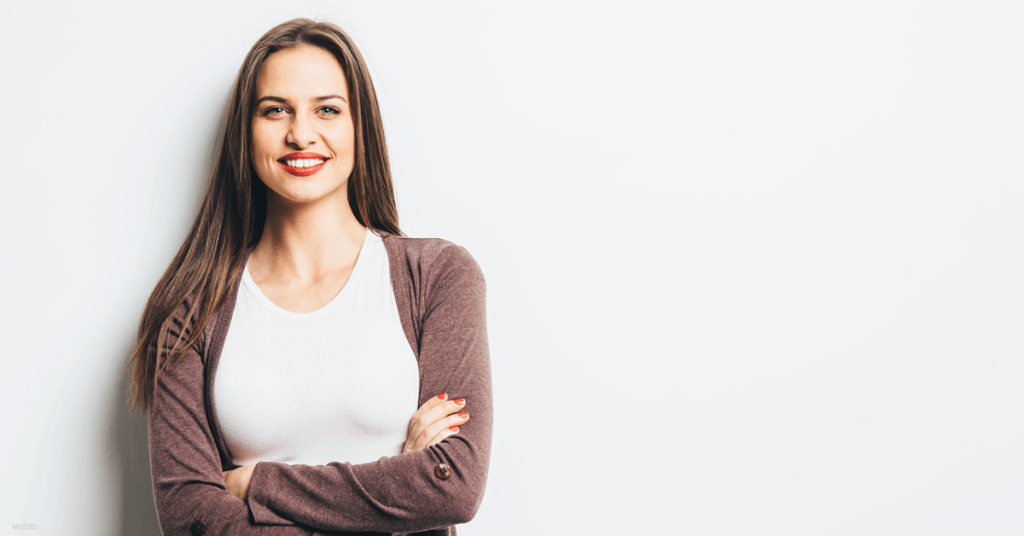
[454,398,465,405]
[437,393,447,400]
[458,412,469,418]
[449,426,459,432]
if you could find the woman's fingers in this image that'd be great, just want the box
[403,393,449,452]
[407,395,466,443]
[412,392,449,421]
[404,398,470,453]
[410,398,466,447]
[425,423,460,448]
[419,411,469,448]
[409,411,469,451]
[405,399,466,450]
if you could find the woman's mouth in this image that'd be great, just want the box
[277,153,330,177]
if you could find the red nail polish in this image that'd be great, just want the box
[449,426,459,432]
[437,393,447,400]
[458,412,468,418]
[454,398,465,405]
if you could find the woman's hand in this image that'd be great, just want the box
[403,393,470,453]
[222,464,256,501]
[220,394,466,502]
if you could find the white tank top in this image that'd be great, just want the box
[213,229,420,467]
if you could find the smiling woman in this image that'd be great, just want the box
[251,46,355,204]
[122,18,491,536]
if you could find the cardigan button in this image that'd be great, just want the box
[190,518,207,535]
[434,463,451,480]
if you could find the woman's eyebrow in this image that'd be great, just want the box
[255,95,347,106]
[314,94,347,103]
[255,96,287,105]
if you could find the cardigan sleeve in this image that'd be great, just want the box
[147,298,355,536]
[245,244,492,533]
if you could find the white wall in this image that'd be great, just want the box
[1,1,1021,534]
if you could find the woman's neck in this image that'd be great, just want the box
[251,192,367,284]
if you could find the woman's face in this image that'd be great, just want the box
[251,45,355,207]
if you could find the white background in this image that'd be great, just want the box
[1,1,1021,534]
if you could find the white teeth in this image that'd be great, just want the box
[285,158,325,168]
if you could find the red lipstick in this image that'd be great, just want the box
[277,152,330,177]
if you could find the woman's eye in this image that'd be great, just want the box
[261,106,286,116]
[320,106,341,116]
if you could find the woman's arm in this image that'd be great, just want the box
[222,394,469,500]
[147,298,353,536]
[244,243,492,533]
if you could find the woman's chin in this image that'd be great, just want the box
[265,181,349,208]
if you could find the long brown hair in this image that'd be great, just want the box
[123,18,401,413]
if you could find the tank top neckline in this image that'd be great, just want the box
[240,229,376,319]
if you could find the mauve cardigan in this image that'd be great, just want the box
[147,232,492,535]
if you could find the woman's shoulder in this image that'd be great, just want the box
[376,230,484,283]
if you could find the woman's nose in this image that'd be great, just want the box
[285,113,316,148]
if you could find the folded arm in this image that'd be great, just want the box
[245,244,493,533]
[148,299,355,535]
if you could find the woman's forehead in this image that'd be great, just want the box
[256,46,349,100]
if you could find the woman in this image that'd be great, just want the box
[124,18,491,536]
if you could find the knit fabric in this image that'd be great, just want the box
[147,231,491,535]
